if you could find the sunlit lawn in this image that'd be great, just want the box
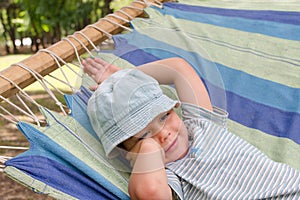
[0,54,31,69]
[0,53,84,160]
[0,54,81,92]
[0,53,82,129]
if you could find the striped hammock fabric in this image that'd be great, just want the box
[3,0,300,199]
[111,1,300,169]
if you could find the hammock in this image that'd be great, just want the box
[1,0,300,199]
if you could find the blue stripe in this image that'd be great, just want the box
[112,34,227,110]
[216,62,300,114]
[64,93,98,140]
[226,88,300,144]
[164,2,300,25]
[6,156,120,200]
[153,5,300,41]
[10,121,129,200]
[112,33,300,144]
[77,86,92,104]
[112,36,159,65]
[114,33,300,113]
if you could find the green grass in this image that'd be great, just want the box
[0,54,80,129]
[0,54,31,70]
[0,54,82,92]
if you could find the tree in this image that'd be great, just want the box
[0,1,10,53]
[0,0,22,53]
[0,0,133,54]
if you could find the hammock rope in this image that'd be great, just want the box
[15,93,41,126]
[141,0,163,8]
[0,0,156,100]
[39,48,82,77]
[115,10,134,20]
[0,0,135,156]
[107,13,132,25]
[0,0,168,179]
[39,48,83,81]
[62,37,84,70]
[101,18,133,33]
[68,35,95,58]
[0,105,19,124]
[15,62,67,97]
[74,31,100,53]
[87,24,113,39]
[14,62,68,115]
[0,75,42,124]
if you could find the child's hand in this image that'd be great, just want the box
[126,138,165,173]
[127,138,172,199]
[82,58,121,90]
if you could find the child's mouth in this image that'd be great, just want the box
[165,137,178,153]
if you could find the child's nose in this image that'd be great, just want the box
[150,120,171,143]
[154,128,171,144]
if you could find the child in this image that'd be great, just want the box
[83,57,300,200]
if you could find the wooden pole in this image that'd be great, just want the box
[0,0,165,99]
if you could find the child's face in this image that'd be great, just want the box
[122,108,189,163]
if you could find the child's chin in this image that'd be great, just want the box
[166,148,189,163]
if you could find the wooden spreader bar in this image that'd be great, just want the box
[0,0,164,99]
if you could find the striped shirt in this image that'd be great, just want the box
[166,103,300,200]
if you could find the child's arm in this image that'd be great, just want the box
[83,58,173,199]
[83,57,211,199]
[83,57,212,111]
[127,138,172,200]
[138,57,213,111]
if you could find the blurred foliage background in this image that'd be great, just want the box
[0,0,133,55]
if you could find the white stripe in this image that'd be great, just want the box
[166,108,300,199]
[214,140,256,199]
[261,161,281,197]
[252,158,274,197]
[224,143,264,198]
[209,135,248,197]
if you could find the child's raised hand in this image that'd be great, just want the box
[82,58,121,90]
[126,138,165,173]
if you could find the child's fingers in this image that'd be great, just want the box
[82,59,95,73]
[82,57,120,85]
[83,59,104,77]
[86,58,102,70]
[94,57,109,66]
[89,85,99,91]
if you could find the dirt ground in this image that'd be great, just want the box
[1,46,48,199]
[0,173,55,200]
[0,43,67,199]
[0,129,55,200]
[0,91,59,200]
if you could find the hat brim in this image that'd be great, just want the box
[103,94,179,158]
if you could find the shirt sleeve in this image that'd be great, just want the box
[181,102,228,128]
[165,168,184,200]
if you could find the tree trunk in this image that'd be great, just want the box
[0,10,10,54]
[6,4,18,54]
[102,0,113,16]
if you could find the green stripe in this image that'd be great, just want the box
[38,108,130,194]
[135,9,300,87]
[4,166,77,199]
[228,120,300,170]
[177,0,300,11]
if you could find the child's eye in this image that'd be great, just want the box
[160,112,170,122]
[139,130,152,140]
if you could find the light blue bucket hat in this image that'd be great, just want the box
[87,69,178,158]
